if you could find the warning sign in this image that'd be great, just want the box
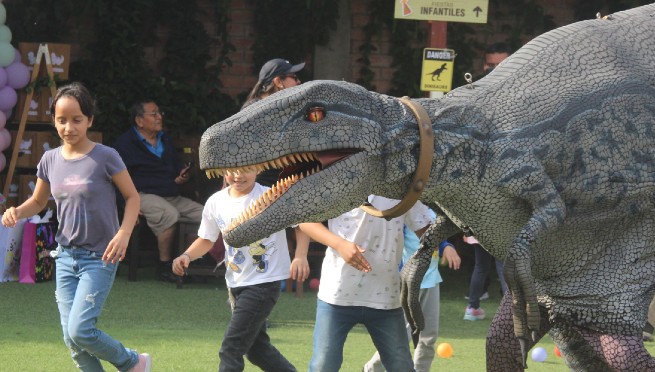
[394,0,488,24]
[421,48,455,92]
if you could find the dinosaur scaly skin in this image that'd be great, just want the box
[200,4,655,370]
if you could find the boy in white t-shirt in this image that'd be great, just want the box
[172,170,303,371]
[299,196,434,372]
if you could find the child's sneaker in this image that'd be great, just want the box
[464,306,486,321]
[464,291,489,301]
[128,353,151,372]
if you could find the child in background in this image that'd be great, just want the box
[1,82,148,371]
[364,214,461,372]
[172,170,305,371]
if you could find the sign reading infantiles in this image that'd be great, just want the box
[394,0,488,24]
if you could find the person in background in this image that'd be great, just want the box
[464,42,513,320]
[483,42,513,75]
[299,197,434,372]
[364,214,461,372]
[2,82,150,371]
[243,58,305,187]
[113,99,204,283]
[172,169,305,372]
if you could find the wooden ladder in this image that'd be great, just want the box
[1,43,58,211]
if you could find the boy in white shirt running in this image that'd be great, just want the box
[173,170,306,371]
[299,196,434,372]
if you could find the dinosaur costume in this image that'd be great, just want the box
[199,4,655,371]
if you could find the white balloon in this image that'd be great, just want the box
[0,25,11,42]
[0,41,14,67]
[0,4,6,25]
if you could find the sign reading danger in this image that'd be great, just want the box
[421,48,455,92]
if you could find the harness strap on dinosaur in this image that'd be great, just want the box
[360,96,434,220]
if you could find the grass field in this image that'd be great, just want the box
[1,263,654,371]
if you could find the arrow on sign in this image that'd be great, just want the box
[473,6,483,17]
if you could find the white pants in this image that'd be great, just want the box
[363,284,440,372]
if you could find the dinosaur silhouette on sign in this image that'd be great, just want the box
[426,63,447,81]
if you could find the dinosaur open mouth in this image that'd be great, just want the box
[205,149,358,231]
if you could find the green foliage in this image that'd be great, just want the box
[250,0,340,84]
[4,0,237,143]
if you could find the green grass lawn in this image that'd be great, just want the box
[1,264,654,371]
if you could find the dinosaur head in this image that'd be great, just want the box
[200,80,421,247]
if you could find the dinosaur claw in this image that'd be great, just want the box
[518,337,529,369]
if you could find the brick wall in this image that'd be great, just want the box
[221,0,258,99]
[213,0,578,100]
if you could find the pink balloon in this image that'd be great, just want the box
[0,110,5,129]
[0,67,6,88]
[5,62,29,89]
[0,85,17,111]
[0,151,5,172]
[0,128,11,151]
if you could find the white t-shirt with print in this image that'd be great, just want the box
[198,183,290,288]
[318,196,433,309]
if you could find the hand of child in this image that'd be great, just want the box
[441,245,461,270]
[172,254,190,276]
[102,230,130,264]
[290,257,310,282]
[1,207,20,227]
[334,239,371,272]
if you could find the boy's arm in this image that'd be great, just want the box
[298,222,371,272]
[290,227,310,281]
[172,237,215,276]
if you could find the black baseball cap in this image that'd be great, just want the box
[258,58,305,86]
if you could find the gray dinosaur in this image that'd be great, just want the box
[199,4,655,371]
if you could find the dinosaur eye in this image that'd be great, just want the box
[307,107,325,122]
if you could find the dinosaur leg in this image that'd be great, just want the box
[497,163,566,362]
[503,241,540,365]
[486,292,551,371]
[550,324,655,371]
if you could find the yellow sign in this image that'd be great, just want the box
[421,48,455,92]
[394,0,488,24]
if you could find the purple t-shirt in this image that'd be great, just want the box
[37,144,126,253]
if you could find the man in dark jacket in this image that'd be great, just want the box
[114,99,203,282]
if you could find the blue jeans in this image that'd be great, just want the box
[309,299,414,372]
[219,281,296,372]
[55,246,138,371]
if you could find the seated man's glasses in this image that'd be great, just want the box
[142,111,165,117]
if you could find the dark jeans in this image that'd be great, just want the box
[468,244,493,309]
[219,281,296,372]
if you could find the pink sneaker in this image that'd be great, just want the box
[128,353,151,372]
[464,306,486,320]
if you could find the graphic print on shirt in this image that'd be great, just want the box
[52,173,93,236]
[248,241,278,273]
